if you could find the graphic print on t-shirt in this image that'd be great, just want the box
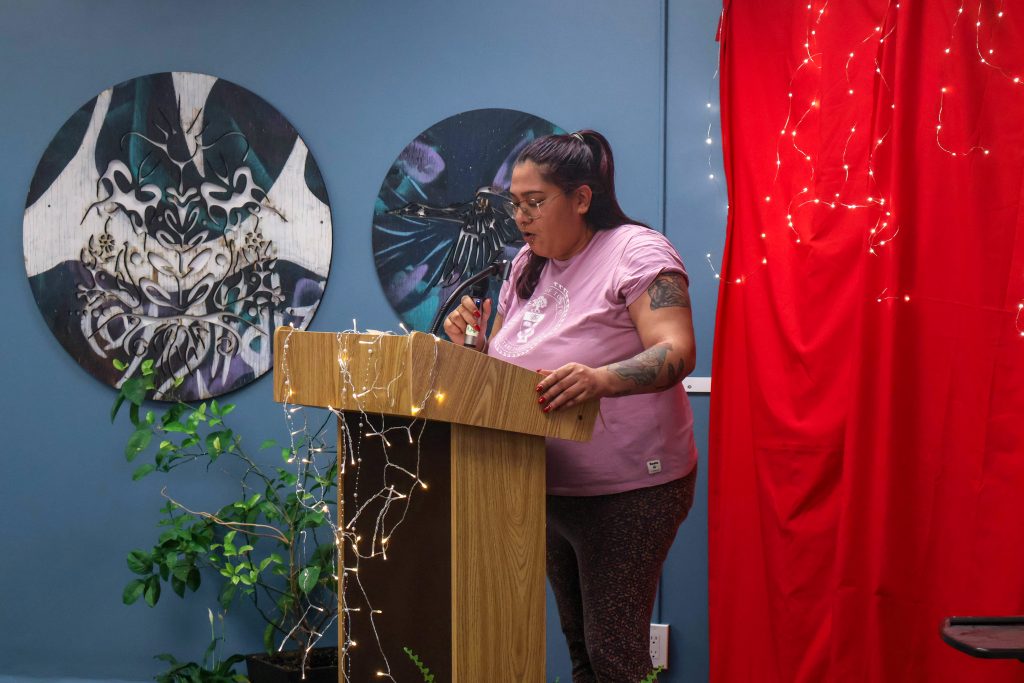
[495,281,569,358]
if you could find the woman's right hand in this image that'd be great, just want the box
[442,295,492,350]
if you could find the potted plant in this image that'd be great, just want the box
[114,359,339,681]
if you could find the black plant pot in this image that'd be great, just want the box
[245,647,339,683]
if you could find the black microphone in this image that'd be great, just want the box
[427,258,513,338]
[462,279,489,348]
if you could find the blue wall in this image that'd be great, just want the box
[0,1,725,680]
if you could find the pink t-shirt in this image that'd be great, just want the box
[489,224,697,496]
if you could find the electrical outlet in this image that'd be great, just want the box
[650,623,670,669]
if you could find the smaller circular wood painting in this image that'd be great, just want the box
[23,72,332,400]
[372,108,563,332]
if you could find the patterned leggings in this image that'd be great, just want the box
[546,468,697,683]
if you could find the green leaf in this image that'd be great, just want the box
[122,579,146,605]
[129,402,141,427]
[186,567,201,592]
[125,428,152,461]
[211,399,221,416]
[276,593,294,613]
[145,410,155,425]
[110,393,126,423]
[113,358,128,371]
[132,463,156,481]
[144,576,161,606]
[164,421,187,433]
[298,566,320,594]
[171,574,186,598]
[141,359,155,375]
[165,404,188,423]
[260,439,276,450]
[640,666,665,683]
[403,647,436,683]
[126,550,152,575]
[221,403,236,416]
[122,377,147,405]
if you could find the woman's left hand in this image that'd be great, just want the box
[535,363,613,412]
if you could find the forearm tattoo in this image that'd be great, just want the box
[664,358,686,385]
[647,273,691,310]
[608,343,670,388]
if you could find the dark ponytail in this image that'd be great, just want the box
[513,130,649,300]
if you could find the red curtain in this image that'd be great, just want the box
[710,1,1024,681]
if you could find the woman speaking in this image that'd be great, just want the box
[444,130,697,683]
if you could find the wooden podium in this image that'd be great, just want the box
[272,328,597,682]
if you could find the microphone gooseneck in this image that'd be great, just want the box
[427,258,513,337]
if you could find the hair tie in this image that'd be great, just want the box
[570,131,585,142]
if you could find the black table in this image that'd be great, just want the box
[942,616,1024,662]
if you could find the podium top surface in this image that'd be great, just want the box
[273,328,597,442]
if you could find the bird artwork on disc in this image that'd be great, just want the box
[385,186,520,291]
[372,108,564,332]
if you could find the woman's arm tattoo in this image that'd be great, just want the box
[608,343,670,387]
[647,273,691,310]
[665,358,686,385]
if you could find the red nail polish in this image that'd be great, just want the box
[535,385,542,392]
[474,310,481,318]
[538,396,546,404]
[473,324,480,331]
[543,406,551,413]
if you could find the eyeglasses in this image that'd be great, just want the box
[501,192,564,221]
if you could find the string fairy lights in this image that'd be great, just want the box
[937,1,1024,334]
[702,1,1022,334]
[704,1,905,296]
[275,323,342,677]
[278,322,448,681]
[701,6,730,282]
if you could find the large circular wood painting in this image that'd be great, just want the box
[23,72,332,400]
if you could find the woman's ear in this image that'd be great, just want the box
[575,185,593,215]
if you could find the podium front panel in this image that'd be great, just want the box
[340,413,453,681]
